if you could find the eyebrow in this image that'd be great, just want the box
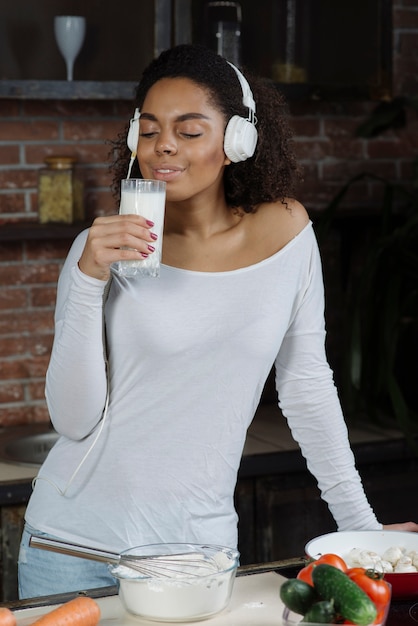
[140,112,211,122]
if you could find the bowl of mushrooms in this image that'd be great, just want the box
[305,530,418,599]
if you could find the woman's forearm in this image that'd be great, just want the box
[46,235,109,439]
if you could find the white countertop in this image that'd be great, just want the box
[13,572,288,626]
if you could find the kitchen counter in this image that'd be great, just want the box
[242,405,403,456]
[0,464,37,483]
[1,562,415,626]
[6,571,289,625]
[239,406,407,478]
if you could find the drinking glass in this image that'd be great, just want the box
[111,179,166,278]
[54,16,86,81]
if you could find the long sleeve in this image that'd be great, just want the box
[275,240,382,531]
[26,222,381,553]
[45,230,109,440]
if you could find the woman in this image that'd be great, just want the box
[18,44,418,598]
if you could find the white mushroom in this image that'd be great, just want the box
[407,550,418,569]
[382,546,404,565]
[378,560,394,573]
[342,544,418,573]
[394,556,417,573]
[346,547,364,566]
[357,550,382,568]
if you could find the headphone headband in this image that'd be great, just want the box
[227,61,256,115]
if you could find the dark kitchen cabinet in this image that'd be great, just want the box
[192,0,393,100]
[235,436,418,566]
[0,504,26,602]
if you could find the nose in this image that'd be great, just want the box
[155,132,177,155]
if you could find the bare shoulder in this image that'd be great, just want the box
[257,197,310,231]
[243,198,310,258]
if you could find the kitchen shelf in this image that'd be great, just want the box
[0,81,137,100]
[0,80,385,102]
[0,221,90,242]
[0,79,311,102]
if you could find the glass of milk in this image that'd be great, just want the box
[111,178,166,278]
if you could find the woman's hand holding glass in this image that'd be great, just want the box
[77,214,158,281]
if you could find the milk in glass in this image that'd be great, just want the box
[112,179,166,278]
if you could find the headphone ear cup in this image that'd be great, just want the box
[127,116,140,154]
[224,115,258,163]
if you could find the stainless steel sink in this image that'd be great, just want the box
[0,425,59,467]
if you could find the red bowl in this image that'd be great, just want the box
[383,571,418,599]
[305,530,418,599]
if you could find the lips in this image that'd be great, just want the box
[155,165,183,173]
[152,165,184,181]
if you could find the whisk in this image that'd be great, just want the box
[29,535,225,578]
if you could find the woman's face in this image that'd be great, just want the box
[136,77,230,203]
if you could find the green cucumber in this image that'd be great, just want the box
[312,564,377,626]
[302,600,336,623]
[280,578,318,615]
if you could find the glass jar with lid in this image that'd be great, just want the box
[38,156,84,223]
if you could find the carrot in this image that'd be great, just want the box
[0,608,16,626]
[30,597,100,626]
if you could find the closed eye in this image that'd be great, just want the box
[140,131,202,139]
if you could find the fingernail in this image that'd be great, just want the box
[141,252,149,258]
[147,244,155,252]
[150,232,158,241]
[146,220,154,227]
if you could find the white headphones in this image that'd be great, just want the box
[224,62,258,162]
[126,61,258,163]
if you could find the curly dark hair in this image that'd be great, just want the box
[111,44,303,213]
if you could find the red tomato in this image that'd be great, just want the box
[346,567,367,576]
[297,553,347,586]
[297,562,315,586]
[316,553,347,572]
[347,567,391,624]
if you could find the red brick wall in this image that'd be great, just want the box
[0,101,132,425]
[0,2,417,427]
